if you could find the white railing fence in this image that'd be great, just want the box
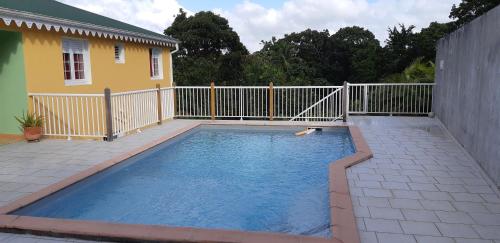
[215,86,269,118]
[110,89,159,137]
[348,83,434,114]
[161,87,175,120]
[175,87,211,118]
[28,82,434,141]
[274,86,343,121]
[29,93,106,138]
[289,87,344,121]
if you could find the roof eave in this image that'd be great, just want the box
[0,7,178,47]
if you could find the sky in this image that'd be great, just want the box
[58,0,461,52]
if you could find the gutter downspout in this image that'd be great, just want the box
[169,43,179,86]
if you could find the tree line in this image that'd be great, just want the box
[165,0,499,86]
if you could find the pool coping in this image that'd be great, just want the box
[0,121,372,243]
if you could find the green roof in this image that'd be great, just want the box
[0,0,177,43]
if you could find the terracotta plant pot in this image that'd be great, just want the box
[23,127,42,141]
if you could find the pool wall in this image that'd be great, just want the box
[0,121,372,243]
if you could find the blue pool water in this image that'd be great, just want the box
[14,125,355,237]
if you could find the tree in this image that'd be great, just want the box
[165,9,248,85]
[382,24,417,76]
[413,22,453,61]
[255,29,335,85]
[450,0,500,28]
[331,26,382,82]
[382,57,435,83]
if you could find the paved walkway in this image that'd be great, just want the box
[0,117,498,242]
[348,117,500,243]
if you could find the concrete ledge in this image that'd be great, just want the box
[0,121,372,243]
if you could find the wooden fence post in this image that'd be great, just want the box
[343,81,348,122]
[104,88,113,142]
[210,81,215,120]
[156,84,162,125]
[269,82,274,121]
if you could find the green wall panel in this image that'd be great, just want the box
[0,29,27,135]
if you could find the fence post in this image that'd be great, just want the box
[363,84,368,113]
[239,87,243,120]
[343,81,348,122]
[64,96,72,140]
[104,88,113,142]
[156,84,162,125]
[172,82,177,118]
[269,82,274,121]
[210,81,215,120]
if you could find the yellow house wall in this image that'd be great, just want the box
[0,22,172,94]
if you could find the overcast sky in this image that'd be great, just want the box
[59,0,461,52]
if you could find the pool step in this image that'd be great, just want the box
[295,127,322,136]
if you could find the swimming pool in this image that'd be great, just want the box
[12,125,355,238]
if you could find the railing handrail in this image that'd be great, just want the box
[29,93,103,97]
[274,86,343,88]
[348,83,435,86]
[111,88,158,96]
[290,88,343,121]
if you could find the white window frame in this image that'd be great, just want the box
[114,43,125,64]
[62,38,92,86]
[150,48,163,80]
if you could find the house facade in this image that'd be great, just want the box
[0,0,178,135]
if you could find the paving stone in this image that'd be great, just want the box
[481,194,500,203]
[383,175,411,183]
[408,175,437,184]
[359,230,378,243]
[465,185,495,194]
[381,181,409,190]
[368,207,404,220]
[359,197,391,207]
[420,200,456,211]
[358,173,385,182]
[363,188,392,198]
[420,191,453,201]
[401,209,440,222]
[462,178,489,186]
[376,233,416,243]
[473,225,500,240]
[451,193,485,202]
[389,198,423,209]
[436,223,479,238]
[357,217,366,230]
[355,180,383,189]
[392,190,423,199]
[364,218,403,233]
[452,201,490,213]
[399,220,441,236]
[485,203,500,213]
[454,239,494,243]
[353,206,371,217]
[415,235,454,243]
[455,238,493,243]
[469,213,500,226]
[408,183,439,192]
[436,211,475,224]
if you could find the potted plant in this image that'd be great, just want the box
[15,112,43,142]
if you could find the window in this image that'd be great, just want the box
[114,43,125,63]
[149,48,163,80]
[62,38,91,85]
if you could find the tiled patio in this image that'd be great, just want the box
[0,117,499,242]
[348,117,500,243]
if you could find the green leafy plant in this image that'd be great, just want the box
[15,111,43,129]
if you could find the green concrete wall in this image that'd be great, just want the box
[0,30,27,135]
